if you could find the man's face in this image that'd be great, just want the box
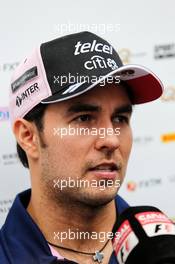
[38,83,133,207]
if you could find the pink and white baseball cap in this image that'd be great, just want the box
[9,31,164,125]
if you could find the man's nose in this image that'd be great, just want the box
[94,121,120,154]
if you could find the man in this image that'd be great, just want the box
[0,31,163,264]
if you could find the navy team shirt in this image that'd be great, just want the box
[0,189,129,264]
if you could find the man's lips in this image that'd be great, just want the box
[88,162,121,179]
[89,162,121,171]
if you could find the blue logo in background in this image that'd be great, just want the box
[0,107,9,121]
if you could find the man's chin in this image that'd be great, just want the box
[51,186,119,208]
[77,188,118,207]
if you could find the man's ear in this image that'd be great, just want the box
[13,118,40,160]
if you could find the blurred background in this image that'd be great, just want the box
[0,0,175,226]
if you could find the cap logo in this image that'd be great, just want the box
[74,40,113,56]
[84,55,118,71]
[11,66,38,93]
[62,82,85,95]
[16,82,40,107]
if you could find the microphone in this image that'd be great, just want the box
[112,206,175,264]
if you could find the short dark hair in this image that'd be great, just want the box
[16,103,48,168]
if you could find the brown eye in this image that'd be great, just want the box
[74,114,93,122]
[113,115,129,124]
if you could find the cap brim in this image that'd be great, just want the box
[41,64,164,105]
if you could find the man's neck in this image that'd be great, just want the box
[27,189,116,252]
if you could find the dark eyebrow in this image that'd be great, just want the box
[111,104,133,119]
[114,104,133,115]
[66,102,133,117]
[67,103,102,114]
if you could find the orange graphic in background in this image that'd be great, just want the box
[161,133,175,143]
[127,181,137,192]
